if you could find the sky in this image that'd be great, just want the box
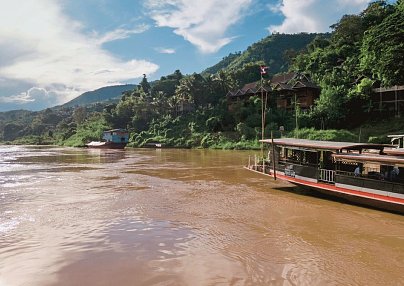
[0,0,374,112]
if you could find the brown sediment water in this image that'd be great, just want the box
[0,146,403,286]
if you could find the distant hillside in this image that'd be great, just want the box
[0,109,34,121]
[62,84,136,108]
[204,33,328,75]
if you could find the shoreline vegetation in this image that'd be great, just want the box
[1,120,403,150]
[0,1,403,149]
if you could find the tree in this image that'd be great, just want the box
[360,0,394,29]
[73,106,87,124]
[311,85,346,129]
[360,3,404,86]
[212,70,237,95]
[232,62,265,86]
[330,15,364,45]
[139,74,151,94]
[174,74,210,109]
[151,70,183,97]
[2,123,23,141]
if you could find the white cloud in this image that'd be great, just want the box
[95,24,150,45]
[0,87,56,104]
[0,0,158,109]
[145,0,253,54]
[154,47,176,54]
[269,0,371,33]
[0,86,63,111]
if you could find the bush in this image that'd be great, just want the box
[368,135,389,144]
[236,122,256,140]
[287,128,357,142]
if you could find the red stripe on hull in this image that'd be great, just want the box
[245,167,404,214]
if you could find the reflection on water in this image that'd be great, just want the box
[0,145,403,286]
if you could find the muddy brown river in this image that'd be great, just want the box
[0,146,403,286]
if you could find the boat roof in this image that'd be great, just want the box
[260,138,389,151]
[333,153,404,166]
[384,148,404,156]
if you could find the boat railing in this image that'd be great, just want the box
[247,155,271,174]
[335,172,404,195]
[336,170,402,183]
[318,169,335,183]
[337,170,383,180]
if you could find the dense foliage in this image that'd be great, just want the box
[1,1,403,148]
[203,33,324,76]
[292,0,403,129]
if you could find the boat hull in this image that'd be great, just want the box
[86,141,127,149]
[245,166,404,215]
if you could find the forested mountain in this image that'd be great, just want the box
[203,33,327,75]
[1,0,403,147]
[61,84,136,108]
[0,109,33,122]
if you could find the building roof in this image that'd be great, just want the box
[227,82,271,98]
[260,138,388,151]
[292,80,320,89]
[226,72,318,98]
[241,82,259,91]
[273,82,294,91]
[271,72,297,84]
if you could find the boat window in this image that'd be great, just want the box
[336,160,357,173]
[304,151,318,165]
[282,148,317,166]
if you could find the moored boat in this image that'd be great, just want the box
[86,129,129,149]
[245,138,404,214]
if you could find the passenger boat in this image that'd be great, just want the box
[245,138,404,214]
[86,129,129,149]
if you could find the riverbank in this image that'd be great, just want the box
[0,127,396,150]
[1,119,402,149]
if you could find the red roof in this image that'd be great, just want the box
[260,138,388,151]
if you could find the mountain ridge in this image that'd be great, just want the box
[60,84,137,108]
[203,32,328,75]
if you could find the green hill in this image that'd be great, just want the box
[203,33,328,75]
[0,109,34,122]
[61,84,136,108]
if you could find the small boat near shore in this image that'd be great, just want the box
[245,138,404,214]
[144,142,164,148]
[86,129,129,149]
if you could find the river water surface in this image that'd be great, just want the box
[0,146,403,286]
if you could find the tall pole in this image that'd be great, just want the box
[295,93,298,138]
[261,72,264,157]
[271,131,277,180]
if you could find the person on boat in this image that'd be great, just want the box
[354,165,361,177]
[390,166,400,181]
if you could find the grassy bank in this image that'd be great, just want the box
[2,118,403,149]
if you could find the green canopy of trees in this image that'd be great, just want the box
[292,0,403,129]
[1,1,403,147]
